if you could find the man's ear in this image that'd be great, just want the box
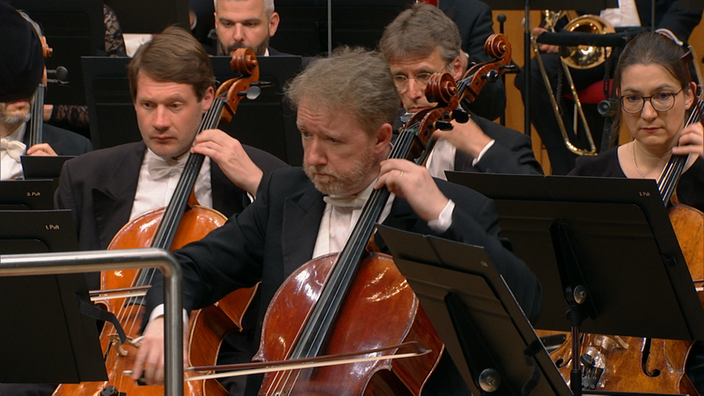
[374,123,393,155]
[450,53,465,81]
[200,86,215,113]
[269,12,280,37]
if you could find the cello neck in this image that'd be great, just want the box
[658,93,704,205]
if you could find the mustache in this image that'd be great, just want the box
[306,165,339,179]
[226,42,248,53]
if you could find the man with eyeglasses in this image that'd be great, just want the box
[379,3,543,177]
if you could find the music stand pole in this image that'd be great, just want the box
[524,0,531,136]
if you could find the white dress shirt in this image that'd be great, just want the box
[600,0,641,27]
[130,149,213,221]
[0,124,26,181]
[425,138,495,180]
[312,181,455,258]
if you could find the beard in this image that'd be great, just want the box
[223,35,270,57]
[0,103,31,125]
[305,149,377,196]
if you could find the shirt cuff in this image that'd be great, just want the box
[427,199,455,233]
[149,304,189,329]
[471,139,496,166]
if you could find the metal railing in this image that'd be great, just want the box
[0,248,183,396]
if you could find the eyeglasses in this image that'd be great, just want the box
[619,89,683,113]
[392,72,434,92]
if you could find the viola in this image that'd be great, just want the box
[53,48,263,396]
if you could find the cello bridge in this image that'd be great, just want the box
[108,334,141,356]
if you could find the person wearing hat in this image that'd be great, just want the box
[0,0,92,180]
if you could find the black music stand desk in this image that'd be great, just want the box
[0,210,106,383]
[377,225,572,396]
[446,172,704,393]
[0,180,55,210]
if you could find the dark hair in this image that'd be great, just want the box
[128,26,215,101]
[379,2,460,65]
[285,47,399,136]
[614,32,690,94]
[0,1,44,102]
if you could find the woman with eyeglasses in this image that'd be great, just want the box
[569,31,704,213]
[568,31,704,393]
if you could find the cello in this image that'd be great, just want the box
[249,38,514,395]
[251,74,457,396]
[53,48,262,396]
[549,66,704,395]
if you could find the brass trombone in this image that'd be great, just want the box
[531,10,615,155]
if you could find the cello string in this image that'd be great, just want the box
[658,92,702,203]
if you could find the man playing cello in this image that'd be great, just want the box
[134,46,542,395]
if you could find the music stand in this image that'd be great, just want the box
[0,210,106,383]
[270,0,415,57]
[21,155,74,180]
[377,225,573,396]
[446,172,704,393]
[81,55,304,165]
[0,180,55,210]
[11,0,105,105]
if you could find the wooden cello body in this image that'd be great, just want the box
[53,48,262,396]
[54,205,248,396]
[257,253,443,395]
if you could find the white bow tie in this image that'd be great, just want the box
[323,194,366,209]
[0,138,26,162]
[147,156,186,180]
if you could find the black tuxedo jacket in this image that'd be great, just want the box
[455,112,543,174]
[55,141,287,252]
[147,167,542,326]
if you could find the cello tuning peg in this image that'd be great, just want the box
[434,120,453,131]
[250,81,273,88]
[500,64,518,73]
[452,108,469,123]
[238,86,262,100]
[483,69,500,83]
